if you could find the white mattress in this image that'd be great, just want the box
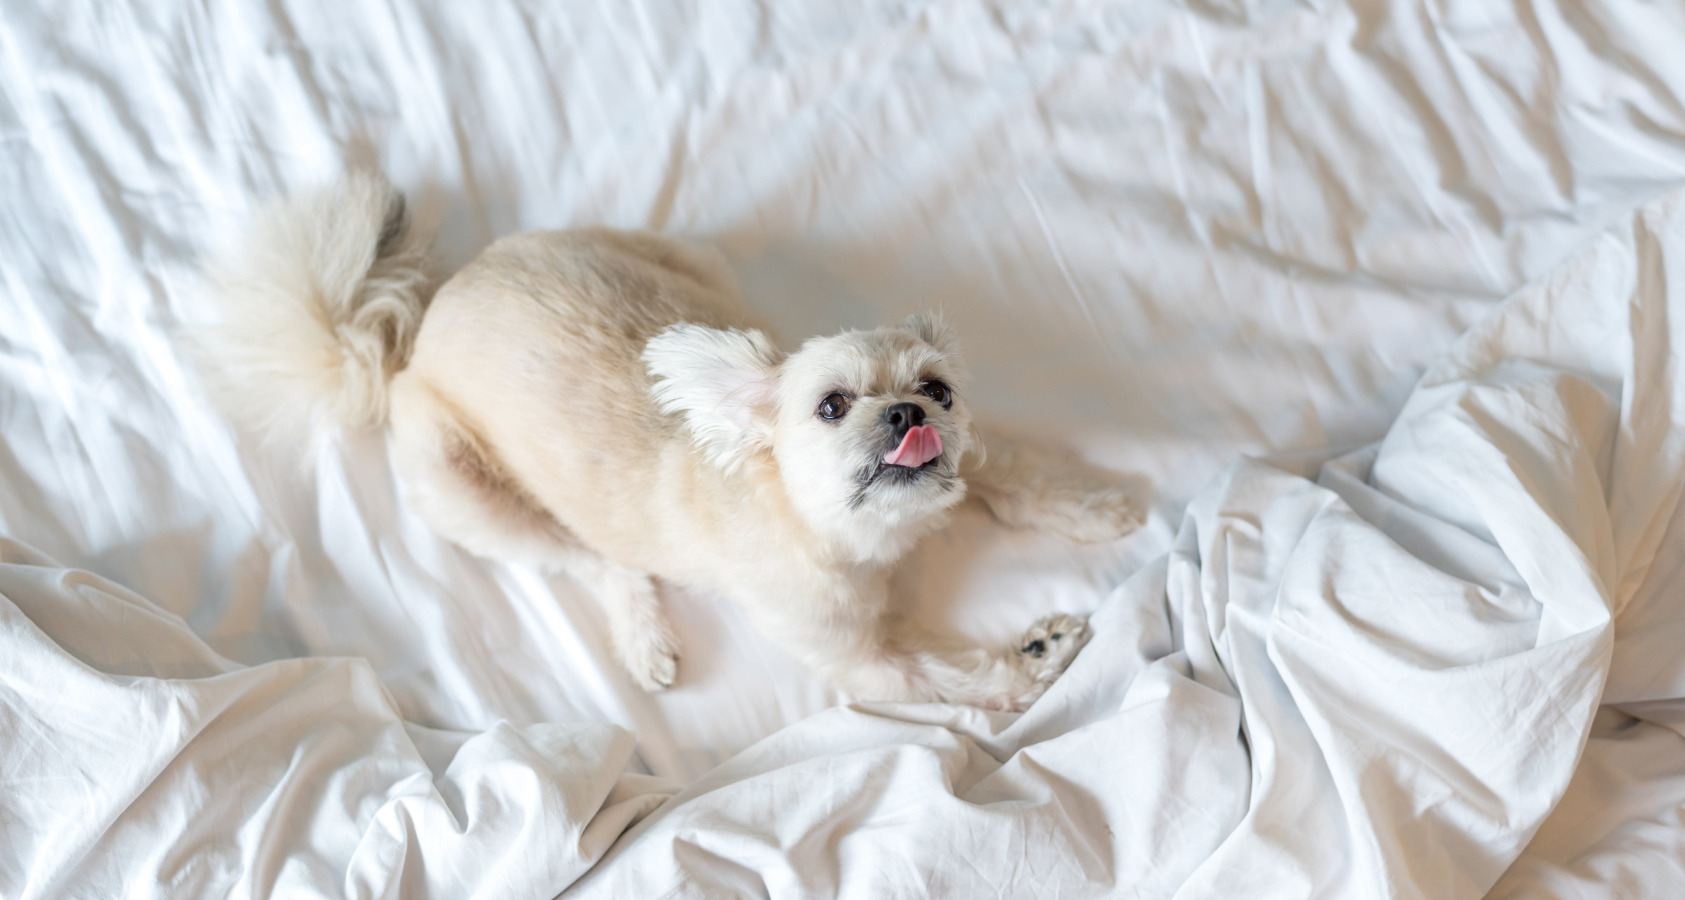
[3,0,1685,896]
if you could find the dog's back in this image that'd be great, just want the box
[390,227,760,564]
[188,176,766,574]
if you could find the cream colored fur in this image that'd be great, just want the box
[189,174,1143,709]
[191,174,430,449]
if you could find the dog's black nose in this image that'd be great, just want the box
[883,402,925,436]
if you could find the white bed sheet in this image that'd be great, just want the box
[0,537,665,898]
[3,0,1685,896]
[565,188,1685,897]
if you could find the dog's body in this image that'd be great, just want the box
[193,175,1141,710]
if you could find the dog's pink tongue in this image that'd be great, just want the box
[884,425,943,467]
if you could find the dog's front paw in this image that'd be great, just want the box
[1004,613,1090,710]
[619,629,681,692]
[1038,484,1144,544]
[1016,613,1090,682]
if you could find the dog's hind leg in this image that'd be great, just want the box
[389,397,681,690]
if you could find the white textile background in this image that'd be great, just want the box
[3,0,1685,896]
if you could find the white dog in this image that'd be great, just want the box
[190,174,1142,710]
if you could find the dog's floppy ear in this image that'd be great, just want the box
[904,312,956,353]
[644,324,782,473]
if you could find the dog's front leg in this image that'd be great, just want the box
[963,430,1145,543]
[792,604,1090,711]
[883,614,1091,711]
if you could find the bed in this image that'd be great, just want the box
[3,0,1684,896]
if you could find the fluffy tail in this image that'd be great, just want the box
[188,173,431,447]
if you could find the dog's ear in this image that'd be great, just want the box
[644,324,782,473]
[904,312,956,353]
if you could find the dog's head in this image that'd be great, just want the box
[644,313,972,561]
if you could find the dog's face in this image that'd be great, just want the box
[644,314,972,561]
[771,319,972,542]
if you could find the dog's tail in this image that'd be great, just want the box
[187,173,431,448]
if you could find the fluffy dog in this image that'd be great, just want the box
[190,174,1142,710]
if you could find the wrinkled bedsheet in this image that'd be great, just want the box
[558,188,1685,897]
[4,0,1685,896]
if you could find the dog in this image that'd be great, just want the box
[189,173,1142,710]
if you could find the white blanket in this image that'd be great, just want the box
[7,191,1683,896]
[0,539,661,898]
[4,0,1685,896]
[563,190,1685,897]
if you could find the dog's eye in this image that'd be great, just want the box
[817,393,851,421]
[919,380,953,409]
